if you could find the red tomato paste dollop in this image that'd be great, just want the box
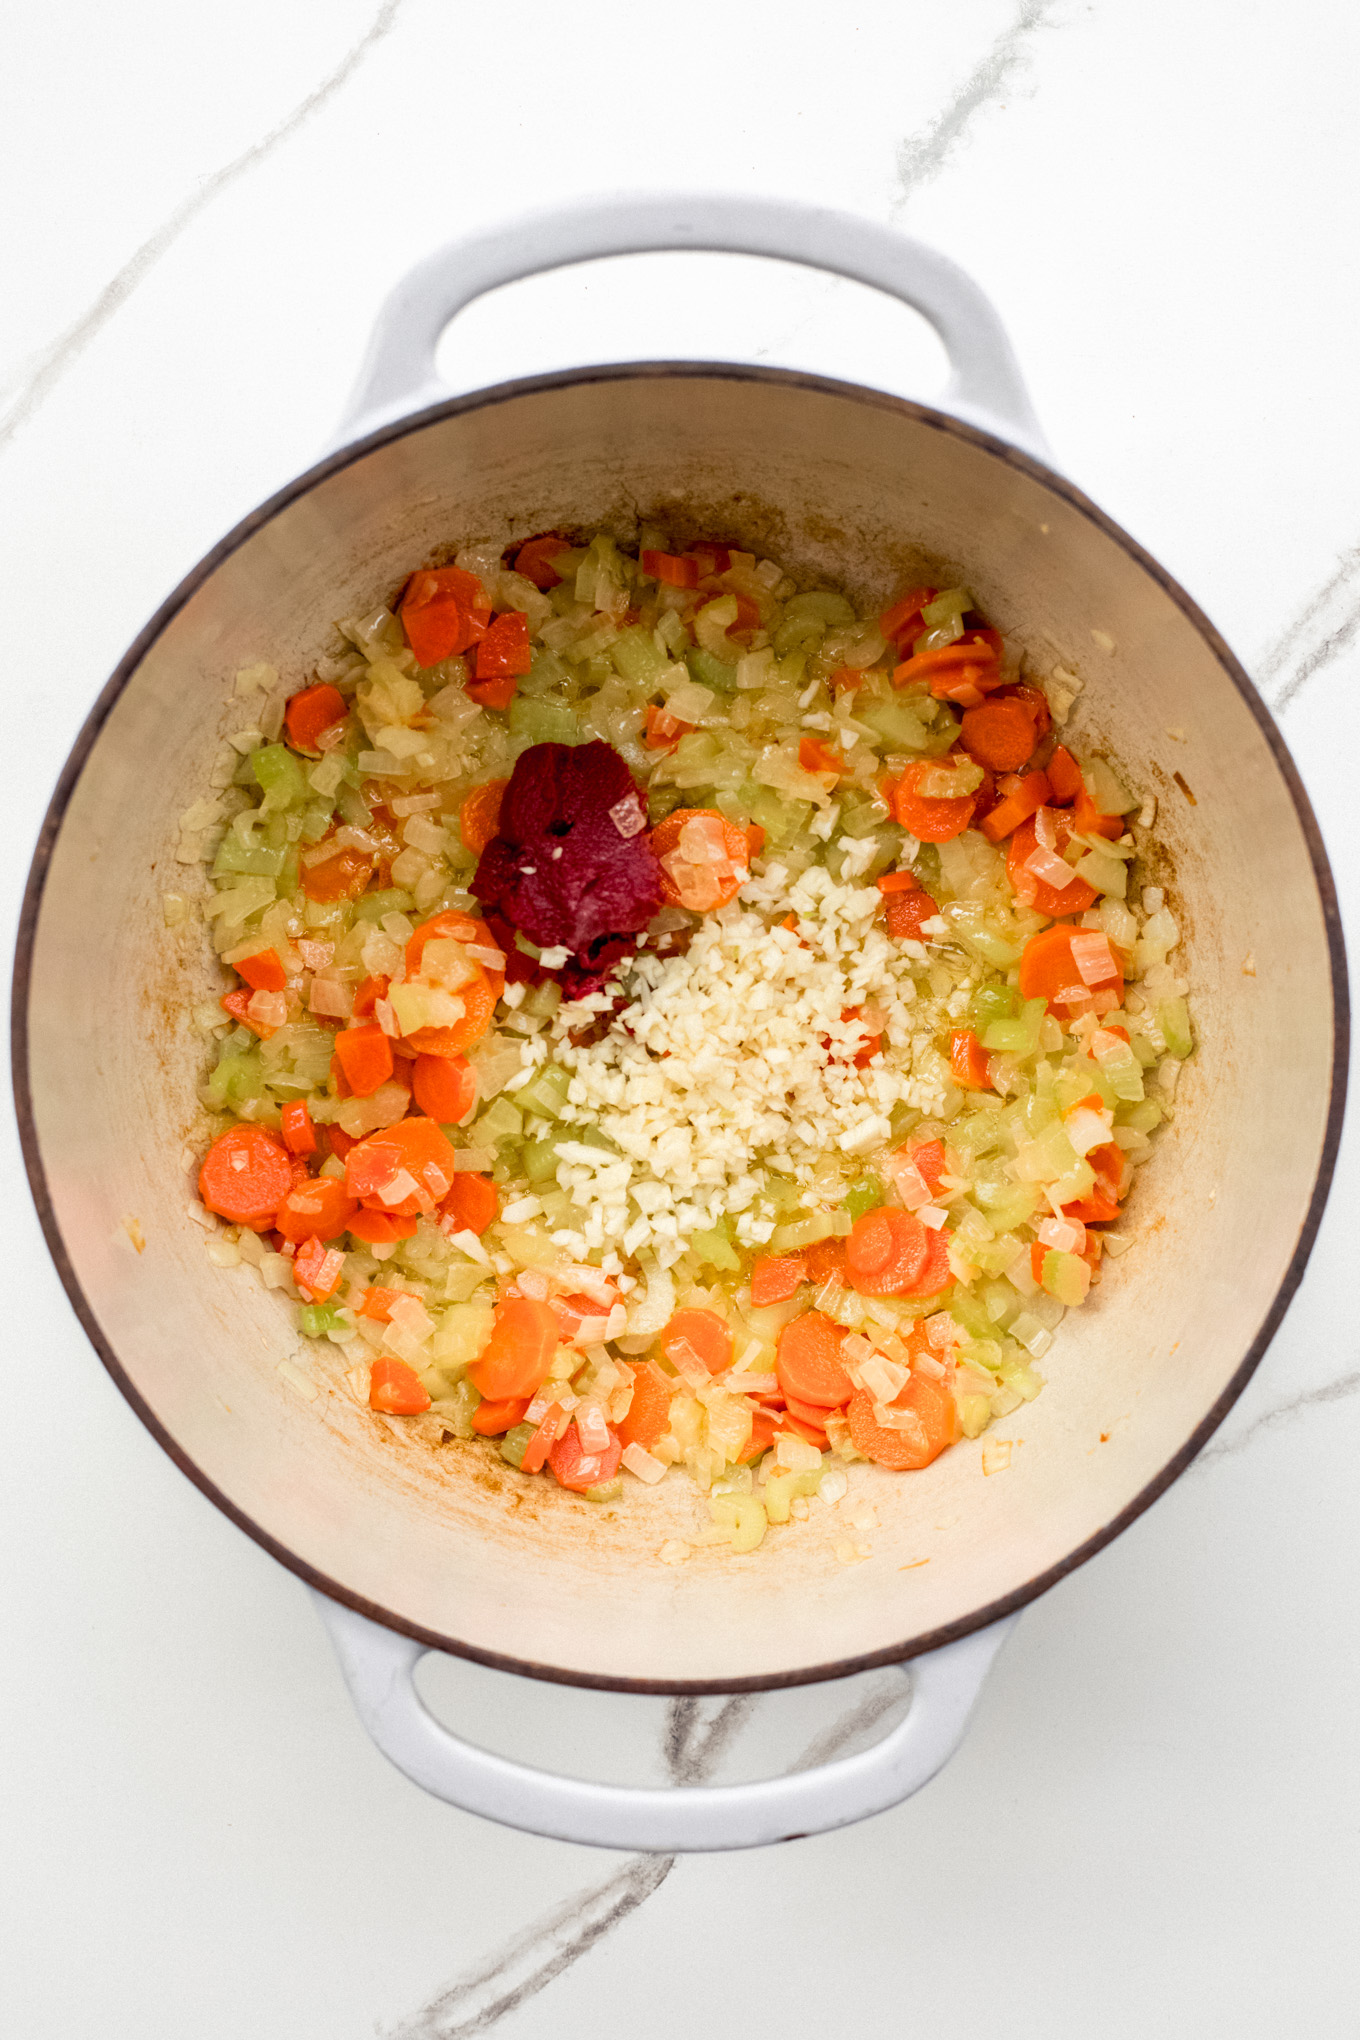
[471,741,663,997]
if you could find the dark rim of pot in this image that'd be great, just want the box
[12,362,1350,1696]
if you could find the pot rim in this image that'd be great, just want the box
[12,360,1350,1695]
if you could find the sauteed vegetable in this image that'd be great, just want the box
[178,530,1192,1556]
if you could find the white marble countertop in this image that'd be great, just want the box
[3,2,1358,2033]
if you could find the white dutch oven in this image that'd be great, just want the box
[14,198,1347,1853]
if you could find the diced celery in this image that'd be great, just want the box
[1158,996,1194,1059]
[1048,1157,1096,1208]
[982,997,1046,1056]
[920,587,971,628]
[298,1302,346,1338]
[685,647,738,694]
[610,624,672,689]
[770,1213,834,1253]
[690,1222,740,1272]
[1116,1098,1163,1134]
[352,889,415,922]
[1039,1251,1089,1307]
[477,1096,525,1145]
[740,782,810,848]
[856,696,929,750]
[959,1394,991,1439]
[1014,1121,1080,1183]
[761,1468,821,1524]
[206,1050,264,1109]
[945,902,1022,968]
[1084,756,1139,814]
[759,1172,805,1216]
[522,1137,562,1184]
[500,1423,535,1469]
[784,590,856,628]
[981,1279,1020,1328]
[585,1477,624,1503]
[971,984,1019,1031]
[298,799,334,844]
[430,1379,480,1438]
[517,1064,572,1120]
[995,1356,1044,1402]
[212,839,286,880]
[253,744,308,812]
[509,696,580,747]
[951,1111,1006,1158]
[949,1290,994,1340]
[709,1493,769,1550]
[523,979,563,1020]
[1074,847,1127,898]
[844,1174,884,1221]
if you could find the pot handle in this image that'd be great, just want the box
[335,193,1046,454]
[312,1590,1016,1852]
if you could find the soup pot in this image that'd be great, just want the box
[15,196,1346,1853]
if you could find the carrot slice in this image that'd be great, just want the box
[1018,926,1124,1012]
[749,1255,808,1307]
[775,1310,853,1407]
[888,760,977,842]
[284,684,347,756]
[460,779,508,854]
[199,1126,294,1229]
[274,1175,359,1245]
[468,1297,560,1401]
[439,1172,498,1237]
[370,1358,431,1415]
[515,535,569,590]
[302,846,372,904]
[333,1021,393,1098]
[618,1363,673,1450]
[950,1028,994,1091]
[893,640,999,687]
[658,1309,732,1376]
[471,1395,532,1436]
[412,1052,477,1123]
[959,697,1038,773]
[649,809,750,913]
[779,1408,830,1449]
[879,586,936,645]
[845,1209,929,1297]
[406,911,505,995]
[549,1424,623,1493]
[901,1225,953,1298]
[1006,812,1099,917]
[641,550,699,588]
[804,1235,846,1286]
[404,975,498,1058]
[347,1208,417,1244]
[846,1374,957,1470]
[345,1116,459,1214]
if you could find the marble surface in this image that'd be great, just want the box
[3,2,1358,2033]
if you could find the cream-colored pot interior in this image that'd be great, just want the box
[19,369,1343,1689]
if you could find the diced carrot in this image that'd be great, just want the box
[650,808,750,913]
[412,1052,477,1123]
[645,703,694,751]
[471,1395,531,1436]
[688,541,732,574]
[1030,1242,1048,1285]
[888,760,977,842]
[333,1021,393,1098]
[399,566,491,667]
[199,1126,294,1229]
[514,535,569,590]
[284,684,347,756]
[347,1208,417,1244]
[885,885,940,940]
[959,697,1039,773]
[846,1374,956,1470]
[879,586,936,644]
[549,1423,623,1493]
[369,1358,430,1415]
[739,1408,781,1462]
[1018,926,1124,1012]
[774,1310,853,1408]
[302,846,372,904]
[280,1100,317,1155]
[468,1297,560,1401]
[345,1116,459,1214]
[804,1235,846,1286]
[980,768,1051,844]
[845,1208,930,1297]
[658,1309,732,1376]
[1046,745,1084,804]
[519,1404,565,1474]
[729,591,761,634]
[798,736,845,776]
[219,989,280,1040]
[234,947,287,992]
[1063,1141,1126,1223]
[641,550,699,588]
[892,640,999,687]
[460,779,507,854]
[618,1363,673,1450]
[877,870,920,893]
[1006,812,1099,917]
[749,1254,808,1307]
[907,1136,947,1198]
[439,1172,498,1237]
[474,611,533,680]
[1074,784,1124,842]
[324,1124,356,1162]
[745,822,766,857]
[274,1175,359,1245]
[466,673,518,711]
[357,1286,403,1322]
[950,1028,994,1091]
[294,1235,346,1303]
[829,666,864,692]
[348,976,385,1020]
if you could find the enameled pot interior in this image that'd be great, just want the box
[19,369,1343,1688]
